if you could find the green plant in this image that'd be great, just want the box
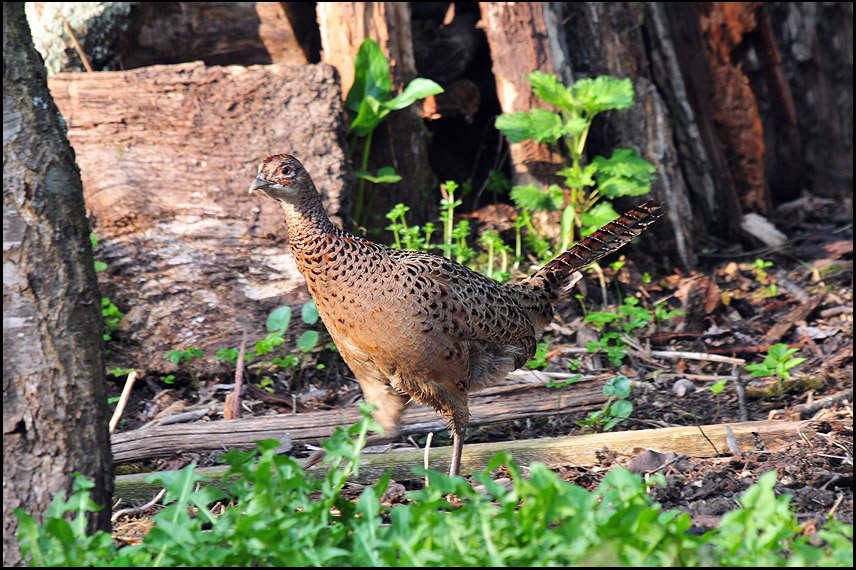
[383,180,479,269]
[163,347,203,389]
[584,296,654,366]
[745,343,807,389]
[90,232,126,352]
[653,301,685,332]
[385,203,435,252]
[495,72,656,257]
[478,229,512,281]
[217,302,327,392]
[526,339,551,369]
[749,258,773,281]
[345,38,443,226]
[577,375,634,431]
[18,428,852,567]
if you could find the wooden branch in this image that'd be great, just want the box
[111,377,610,464]
[113,419,809,503]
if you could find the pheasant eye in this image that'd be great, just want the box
[281,167,294,177]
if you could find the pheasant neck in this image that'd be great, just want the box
[278,192,343,253]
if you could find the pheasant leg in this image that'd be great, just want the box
[448,423,465,477]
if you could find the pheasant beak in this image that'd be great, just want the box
[248,175,272,195]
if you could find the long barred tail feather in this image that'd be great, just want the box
[533,201,664,293]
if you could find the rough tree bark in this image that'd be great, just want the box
[3,3,112,564]
[317,2,436,226]
[25,2,312,72]
[47,62,353,376]
[557,2,702,267]
[478,2,566,189]
[480,2,696,268]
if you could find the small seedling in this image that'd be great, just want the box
[745,343,806,390]
[163,347,203,389]
[577,375,633,431]
[526,339,551,369]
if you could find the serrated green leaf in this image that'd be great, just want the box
[580,202,619,235]
[573,75,634,115]
[558,164,597,189]
[510,183,564,212]
[527,70,574,112]
[592,149,656,198]
[495,109,565,143]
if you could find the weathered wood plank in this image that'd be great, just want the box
[111,376,610,464]
[113,419,809,502]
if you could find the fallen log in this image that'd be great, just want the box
[111,374,611,464]
[113,419,810,503]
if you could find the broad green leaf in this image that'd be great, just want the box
[349,94,388,136]
[297,330,319,352]
[267,306,292,333]
[384,78,443,111]
[345,38,391,115]
[301,300,320,325]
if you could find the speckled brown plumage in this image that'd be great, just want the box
[249,153,662,476]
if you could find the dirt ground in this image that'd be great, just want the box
[111,193,852,537]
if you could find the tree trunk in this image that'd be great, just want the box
[47,61,353,377]
[317,2,436,227]
[3,3,112,564]
[559,2,705,267]
[478,2,565,189]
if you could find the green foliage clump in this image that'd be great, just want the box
[745,343,807,389]
[16,410,852,567]
[216,302,324,393]
[346,38,443,226]
[496,72,656,255]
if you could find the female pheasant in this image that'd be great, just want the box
[250,154,662,476]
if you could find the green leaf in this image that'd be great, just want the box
[558,163,597,190]
[580,202,619,235]
[94,260,108,272]
[510,183,564,212]
[572,75,634,115]
[604,399,633,430]
[297,330,319,352]
[384,78,444,111]
[527,70,574,112]
[592,149,656,198]
[267,306,292,334]
[345,38,391,115]
[495,109,565,143]
[350,94,388,137]
[604,375,632,399]
[301,300,320,325]
[354,166,402,184]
